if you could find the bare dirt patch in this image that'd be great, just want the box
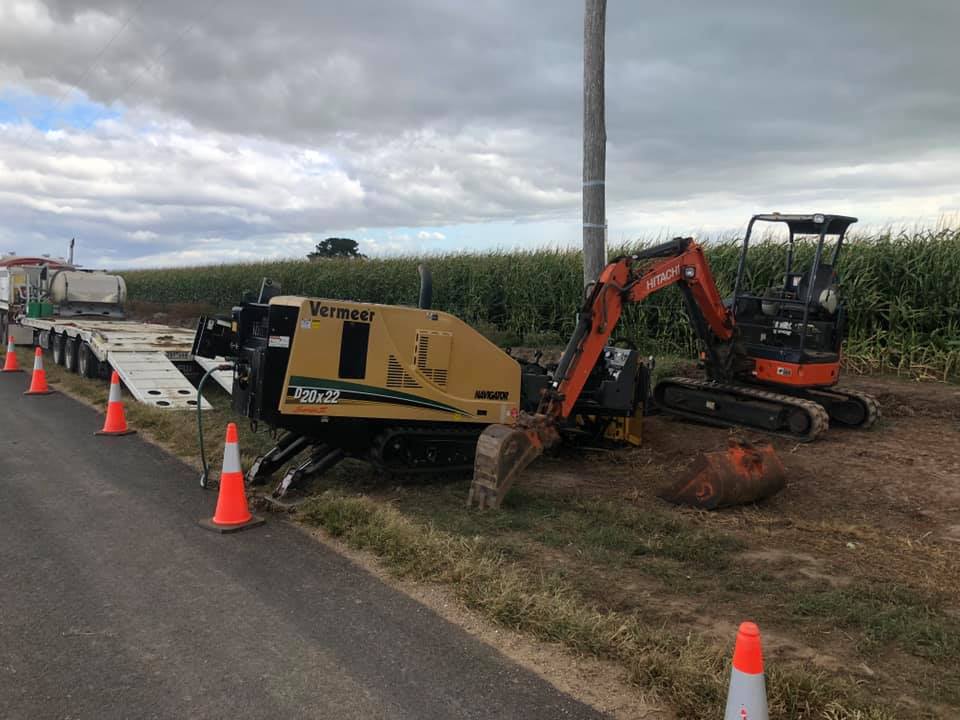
[125,300,217,329]
[845,374,960,420]
[528,374,960,544]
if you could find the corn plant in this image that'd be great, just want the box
[121,227,960,380]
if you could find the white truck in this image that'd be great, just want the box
[0,252,231,409]
[0,253,73,345]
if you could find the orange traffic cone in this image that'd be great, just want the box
[24,346,54,395]
[724,621,769,720]
[2,335,22,373]
[199,423,264,533]
[96,371,136,436]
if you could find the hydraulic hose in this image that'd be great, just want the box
[197,363,234,490]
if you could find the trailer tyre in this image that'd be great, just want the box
[52,333,67,366]
[78,343,100,379]
[64,336,80,373]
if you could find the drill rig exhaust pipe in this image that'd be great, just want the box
[658,439,786,510]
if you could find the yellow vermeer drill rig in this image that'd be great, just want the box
[194,268,646,499]
[193,213,878,508]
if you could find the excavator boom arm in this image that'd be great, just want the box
[469,237,738,509]
[627,243,732,339]
[552,238,732,419]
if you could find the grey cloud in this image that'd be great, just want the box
[0,0,958,265]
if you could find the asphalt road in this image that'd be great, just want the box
[0,375,606,719]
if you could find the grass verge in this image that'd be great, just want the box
[298,491,895,720]
[790,583,960,660]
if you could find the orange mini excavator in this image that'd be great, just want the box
[469,213,880,508]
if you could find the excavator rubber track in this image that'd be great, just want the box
[839,389,881,428]
[786,387,881,430]
[654,376,830,442]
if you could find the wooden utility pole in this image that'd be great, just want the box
[582,0,607,286]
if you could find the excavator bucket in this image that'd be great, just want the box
[658,439,786,510]
[468,420,559,509]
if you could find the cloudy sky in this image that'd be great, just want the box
[0,1,958,268]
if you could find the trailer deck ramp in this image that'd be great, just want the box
[109,351,211,410]
[20,317,226,410]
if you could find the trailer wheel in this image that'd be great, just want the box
[52,333,67,366]
[78,343,100,379]
[64,336,80,373]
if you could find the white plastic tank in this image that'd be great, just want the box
[48,270,127,307]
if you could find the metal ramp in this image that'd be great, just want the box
[110,351,212,410]
[194,356,234,394]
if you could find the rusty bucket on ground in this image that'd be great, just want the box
[659,438,786,510]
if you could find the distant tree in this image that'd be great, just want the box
[308,237,366,261]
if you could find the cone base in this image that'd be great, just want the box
[24,389,55,395]
[198,515,265,534]
[95,428,137,436]
[1,368,24,373]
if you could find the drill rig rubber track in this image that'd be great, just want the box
[369,425,483,477]
[654,376,831,442]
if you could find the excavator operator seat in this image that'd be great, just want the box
[764,265,838,320]
[797,263,839,317]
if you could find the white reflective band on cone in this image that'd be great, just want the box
[222,440,242,474]
[33,354,42,370]
[724,668,768,720]
[108,380,122,404]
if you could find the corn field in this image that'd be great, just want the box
[122,227,960,380]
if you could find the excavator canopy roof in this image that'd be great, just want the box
[751,213,857,236]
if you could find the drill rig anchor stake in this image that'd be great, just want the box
[274,444,345,499]
[247,432,311,485]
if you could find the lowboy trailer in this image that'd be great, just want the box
[20,316,233,409]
